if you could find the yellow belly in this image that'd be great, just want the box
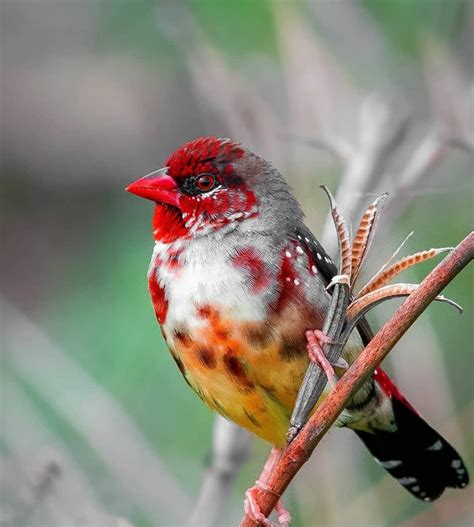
[164,304,357,446]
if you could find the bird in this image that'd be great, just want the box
[126,136,468,524]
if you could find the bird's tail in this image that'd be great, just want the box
[354,372,469,501]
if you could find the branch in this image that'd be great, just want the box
[187,417,253,526]
[240,231,473,527]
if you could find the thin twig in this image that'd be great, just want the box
[240,232,473,526]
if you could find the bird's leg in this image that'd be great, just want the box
[305,330,339,388]
[244,447,292,527]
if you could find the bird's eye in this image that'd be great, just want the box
[196,174,217,192]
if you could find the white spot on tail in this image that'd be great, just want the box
[427,440,443,451]
[317,253,322,260]
[411,485,420,492]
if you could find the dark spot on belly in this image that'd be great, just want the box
[223,353,255,390]
[243,322,274,348]
[197,347,217,369]
[173,328,193,347]
[280,337,305,362]
[261,386,287,412]
[261,383,277,394]
[197,304,212,318]
[215,329,230,340]
[244,409,261,428]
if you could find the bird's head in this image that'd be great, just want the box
[126,136,302,243]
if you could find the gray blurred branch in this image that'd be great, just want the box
[187,418,253,527]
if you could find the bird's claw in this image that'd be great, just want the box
[275,499,292,526]
[244,485,292,526]
[305,330,339,388]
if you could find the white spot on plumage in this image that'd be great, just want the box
[296,246,304,254]
[411,485,420,492]
[285,251,292,258]
[228,212,243,221]
[311,265,317,274]
[451,459,462,469]
[317,253,322,260]
[398,476,417,485]
[304,237,309,242]
[294,279,300,285]
[427,440,443,451]
[381,459,402,469]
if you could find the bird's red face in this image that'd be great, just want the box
[126,137,259,243]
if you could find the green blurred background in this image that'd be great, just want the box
[1,1,473,526]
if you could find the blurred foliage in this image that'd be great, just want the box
[363,0,468,58]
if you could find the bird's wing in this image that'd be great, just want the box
[294,225,373,345]
[294,225,338,284]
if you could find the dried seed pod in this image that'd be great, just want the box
[357,247,452,298]
[351,193,388,287]
[321,186,352,277]
[347,283,462,320]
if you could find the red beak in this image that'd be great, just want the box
[126,168,180,207]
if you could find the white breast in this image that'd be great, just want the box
[150,238,273,332]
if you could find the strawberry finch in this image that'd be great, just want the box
[126,137,468,523]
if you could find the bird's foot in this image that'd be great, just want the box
[275,499,292,526]
[305,330,339,388]
[244,483,291,527]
